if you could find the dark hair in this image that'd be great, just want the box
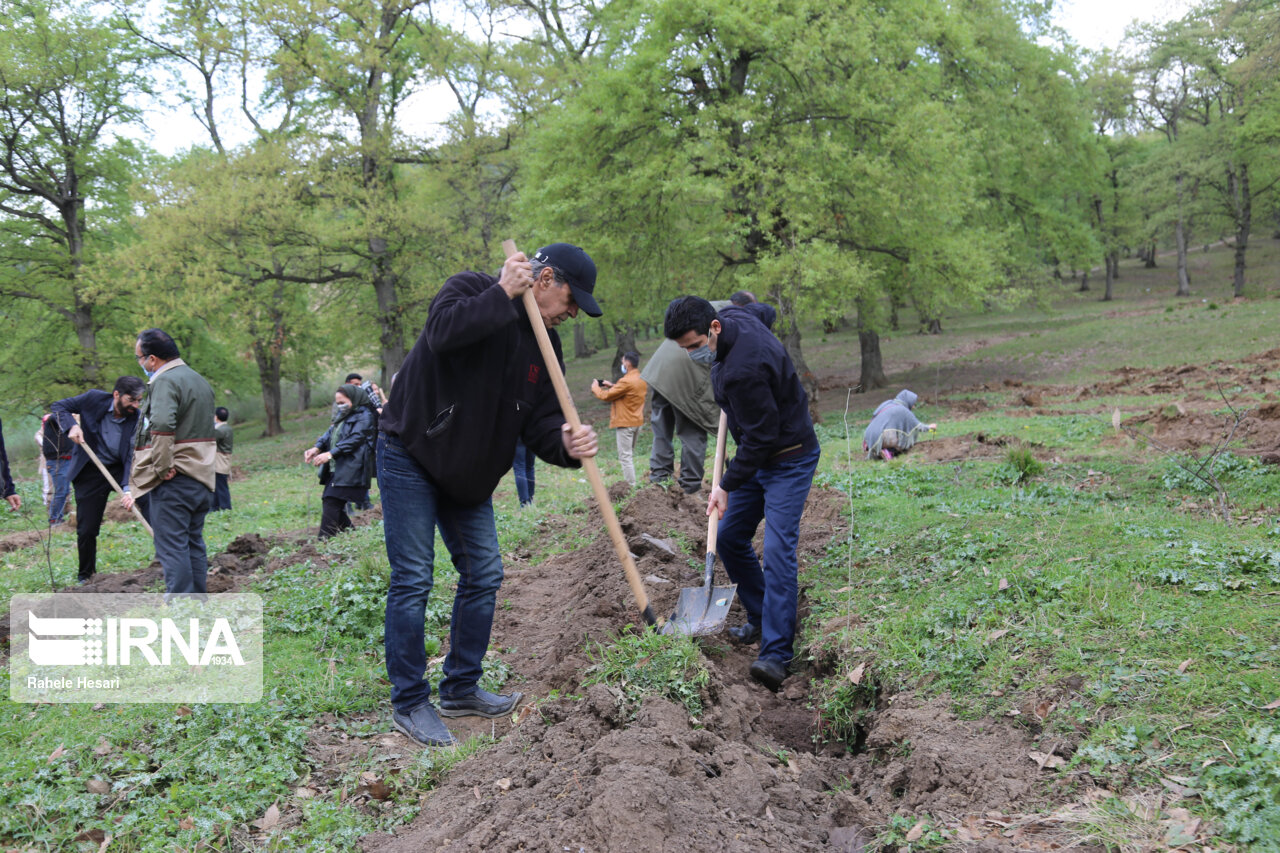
[215,407,230,422]
[137,328,179,361]
[663,296,717,340]
[114,376,146,398]
[344,372,363,383]
[729,290,757,306]
[622,351,641,368]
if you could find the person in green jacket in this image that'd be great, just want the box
[123,328,216,597]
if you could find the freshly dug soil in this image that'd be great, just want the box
[359,485,1084,852]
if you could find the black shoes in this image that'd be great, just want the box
[392,702,458,747]
[727,622,761,645]
[749,658,788,692]
[438,688,524,719]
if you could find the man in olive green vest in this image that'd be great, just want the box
[122,328,216,596]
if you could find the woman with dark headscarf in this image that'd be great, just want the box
[304,384,377,537]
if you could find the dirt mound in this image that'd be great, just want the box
[916,432,1026,463]
[1121,403,1280,459]
[0,527,49,553]
[358,487,1081,852]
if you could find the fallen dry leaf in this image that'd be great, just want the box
[987,628,1009,642]
[366,779,392,801]
[175,706,191,717]
[1034,700,1054,720]
[47,744,65,764]
[473,785,481,800]
[847,663,866,685]
[998,578,1009,591]
[254,803,280,831]
[93,737,112,756]
[96,834,113,853]
[1177,659,1193,674]
[295,786,317,799]
[1029,751,1066,770]
[178,817,195,831]
[494,778,512,791]
[1263,698,1280,711]
[1112,409,1122,432]
[86,779,111,795]
[904,821,926,842]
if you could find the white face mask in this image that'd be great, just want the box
[619,362,627,374]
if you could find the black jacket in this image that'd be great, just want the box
[315,405,377,490]
[711,305,819,492]
[0,418,14,499]
[51,390,139,488]
[379,270,575,505]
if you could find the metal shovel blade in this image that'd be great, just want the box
[663,554,737,636]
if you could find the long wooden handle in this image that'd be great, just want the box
[502,239,656,626]
[78,437,154,537]
[706,410,728,555]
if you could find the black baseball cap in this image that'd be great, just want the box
[533,243,601,317]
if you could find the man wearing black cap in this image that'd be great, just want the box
[377,243,602,747]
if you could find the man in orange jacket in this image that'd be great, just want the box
[591,351,647,487]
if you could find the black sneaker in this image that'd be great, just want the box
[391,702,458,747]
[749,658,788,692]
[438,688,523,719]
[727,622,761,645]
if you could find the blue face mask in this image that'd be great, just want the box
[689,345,714,365]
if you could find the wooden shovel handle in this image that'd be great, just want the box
[77,436,154,537]
[706,411,728,555]
[502,239,656,626]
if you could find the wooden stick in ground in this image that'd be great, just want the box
[77,438,154,537]
[502,239,657,627]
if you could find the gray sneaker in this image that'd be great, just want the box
[392,702,458,747]
[438,688,524,718]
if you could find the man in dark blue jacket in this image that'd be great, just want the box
[51,376,146,584]
[377,243,601,747]
[666,296,820,692]
[0,418,20,512]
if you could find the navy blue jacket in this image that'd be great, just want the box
[711,305,818,492]
[0,418,14,499]
[51,390,139,488]
[379,270,576,505]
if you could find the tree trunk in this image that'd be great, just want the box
[371,248,406,379]
[1231,164,1251,298]
[611,325,638,382]
[1102,254,1117,301]
[71,297,100,385]
[1078,272,1090,292]
[776,301,820,423]
[856,300,887,394]
[253,342,284,437]
[1174,174,1191,296]
[573,322,596,358]
[297,379,311,411]
[598,320,609,350]
[1144,240,1158,268]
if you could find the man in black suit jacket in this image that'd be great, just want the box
[51,376,146,583]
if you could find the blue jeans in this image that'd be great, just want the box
[716,447,820,664]
[46,457,72,524]
[150,473,212,596]
[379,433,505,713]
[512,440,535,506]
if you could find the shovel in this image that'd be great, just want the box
[77,434,154,537]
[501,239,657,627]
[663,410,737,636]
